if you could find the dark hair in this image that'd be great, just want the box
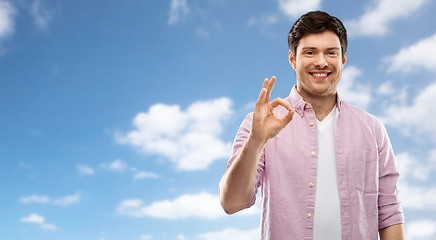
[288,11,347,58]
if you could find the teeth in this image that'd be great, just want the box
[312,73,328,77]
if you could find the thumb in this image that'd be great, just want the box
[281,109,295,125]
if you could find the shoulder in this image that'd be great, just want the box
[341,101,380,123]
[340,101,387,137]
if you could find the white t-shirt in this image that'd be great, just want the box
[313,107,342,240]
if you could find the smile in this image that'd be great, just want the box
[310,72,331,78]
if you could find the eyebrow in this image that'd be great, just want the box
[301,47,340,51]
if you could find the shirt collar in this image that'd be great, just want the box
[287,85,343,118]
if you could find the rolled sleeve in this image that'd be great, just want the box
[226,113,265,208]
[377,122,404,229]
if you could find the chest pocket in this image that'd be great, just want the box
[347,150,378,193]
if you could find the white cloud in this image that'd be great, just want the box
[117,192,259,219]
[40,223,58,230]
[399,183,436,210]
[100,159,127,172]
[376,81,409,105]
[430,148,436,163]
[168,0,189,25]
[176,235,188,240]
[116,98,233,171]
[93,159,157,179]
[337,66,371,109]
[246,14,281,36]
[395,151,436,210]
[134,171,159,180]
[20,193,81,206]
[406,219,436,240]
[141,235,153,240]
[195,228,259,240]
[377,81,395,96]
[29,128,43,135]
[21,213,58,230]
[19,162,34,168]
[77,164,95,176]
[21,213,45,224]
[20,195,50,204]
[386,33,436,73]
[346,0,428,36]
[277,0,321,18]
[119,198,143,208]
[396,152,433,181]
[195,28,209,39]
[52,193,80,206]
[30,0,51,30]
[247,14,279,27]
[117,192,224,219]
[381,82,436,138]
[0,0,16,40]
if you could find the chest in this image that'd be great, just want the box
[262,114,379,192]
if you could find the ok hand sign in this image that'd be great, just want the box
[250,76,295,144]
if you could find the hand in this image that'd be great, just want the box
[250,76,295,144]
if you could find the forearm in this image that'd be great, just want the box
[219,136,265,214]
[379,224,405,240]
[219,76,294,214]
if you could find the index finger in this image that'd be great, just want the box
[265,76,276,102]
[255,79,269,109]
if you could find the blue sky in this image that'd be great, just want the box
[1,0,436,239]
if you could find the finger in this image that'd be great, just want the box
[255,78,269,106]
[270,98,294,125]
[262,78,269,90]
[281,109,295,125]
[265,76,276,102]
[255,87,267,111]
[270,97,291,109]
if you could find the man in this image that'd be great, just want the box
[219,11,404,239]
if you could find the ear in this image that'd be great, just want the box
[341,52,347,68]
[289,50,296,70]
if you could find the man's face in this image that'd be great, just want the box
[289,30,346,99]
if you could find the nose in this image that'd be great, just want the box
[314,54,328,68]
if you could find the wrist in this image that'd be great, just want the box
[247,134,267,153]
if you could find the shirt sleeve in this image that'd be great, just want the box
[226,113,265,208]
[376,120,405,229]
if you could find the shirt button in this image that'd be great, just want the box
[309,182,314,187]
[307,213,312,218]
[309,121,314,126]
[311,151,316,156]
[306,104,311,109]
[299,110,303,115]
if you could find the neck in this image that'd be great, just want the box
[297,89,337,121]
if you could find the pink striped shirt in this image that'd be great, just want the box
[227,86,404,239]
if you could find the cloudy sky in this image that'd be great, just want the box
[1,0,436,239]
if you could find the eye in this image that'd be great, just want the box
[328,51,339,56]
[304,51,314,56]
